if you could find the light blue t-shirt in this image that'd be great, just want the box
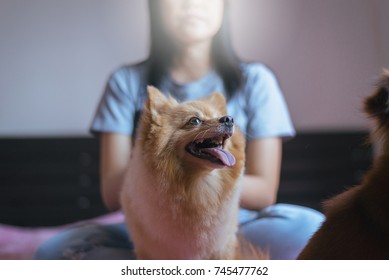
[91,61,295,140]
[90,61,296,223]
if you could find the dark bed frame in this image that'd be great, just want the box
[0,131,372,227]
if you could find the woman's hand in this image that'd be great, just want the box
[240,137,282,210]
[100,133,132,211]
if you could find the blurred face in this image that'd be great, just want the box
[160,0,224,46]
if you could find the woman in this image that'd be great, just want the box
[35,0,324,260]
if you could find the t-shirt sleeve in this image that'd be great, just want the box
[244,64,295,141]
[90,68,138,136]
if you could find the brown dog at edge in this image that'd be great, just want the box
[298,70,389,260]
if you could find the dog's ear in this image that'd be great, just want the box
[146,86,177,119]
[363,70,389,144]
[147,86,168,111]
[364,70,389,117]
[203,92,227,115]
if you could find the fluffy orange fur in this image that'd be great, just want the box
[120,86,248,259]
[298,70,389,260]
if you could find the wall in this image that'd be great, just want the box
[0,0,148,136]
[0,0,388,136]
[377,0,389,67]
[230,0,385,131]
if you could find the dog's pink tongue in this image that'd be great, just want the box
[204,148,236,167]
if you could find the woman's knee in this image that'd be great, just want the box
[34,223,133,260]
[239,204,325,259]
[260,203,325,228]
[241,204,324,234]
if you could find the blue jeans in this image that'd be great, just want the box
[34,204,324,260]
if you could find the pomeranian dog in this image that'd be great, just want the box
[298,70,389,259]
[120,86,248,259]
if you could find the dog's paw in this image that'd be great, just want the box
[364,69,389,126]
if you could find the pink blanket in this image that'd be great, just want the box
[0,212,124,260]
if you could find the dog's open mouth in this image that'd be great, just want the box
[185,133,236,167]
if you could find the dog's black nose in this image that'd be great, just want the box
[219,115,234,128]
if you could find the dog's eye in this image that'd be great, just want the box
[189,117,202,125]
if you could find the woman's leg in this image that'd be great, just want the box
[0,211,125,260]
[34,223,135,260]
[34,204,324,260]
[239,204,325,260]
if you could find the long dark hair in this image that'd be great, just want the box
[147,0,243,99]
